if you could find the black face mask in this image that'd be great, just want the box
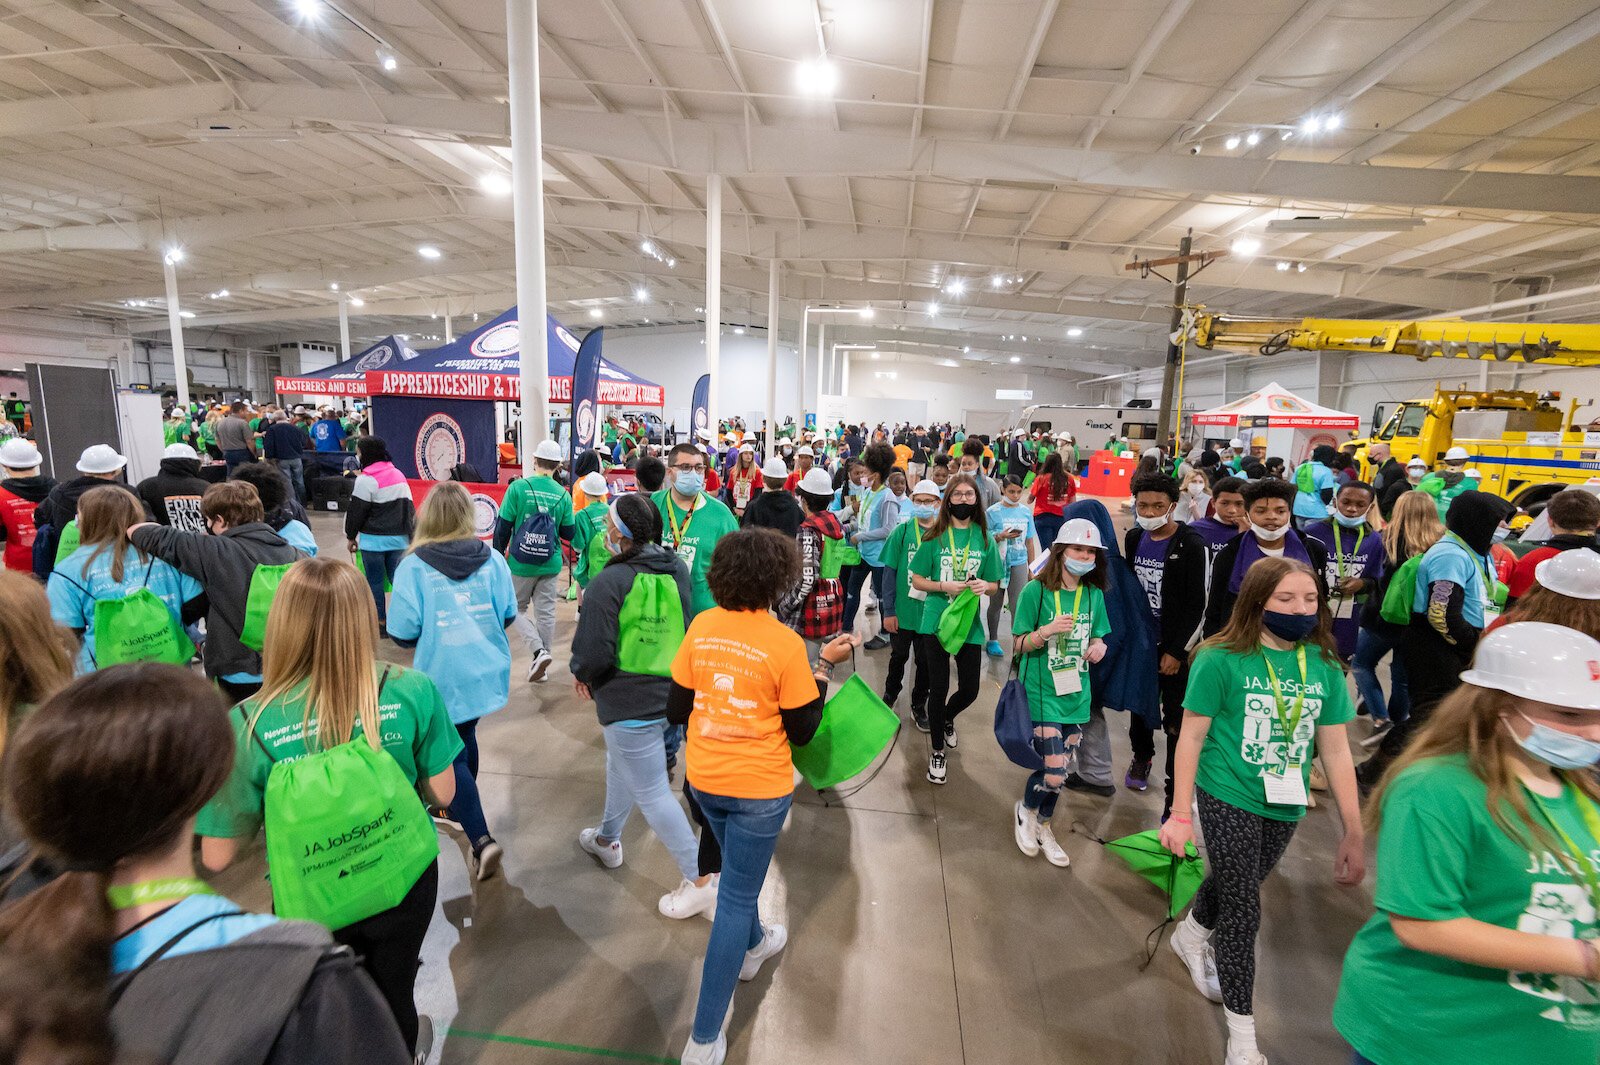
[947,502,977,521]
[1262,610,1318,642]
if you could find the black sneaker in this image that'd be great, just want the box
[863,634,891,651]
[1063,773,1115,798]
[911,706,930,733]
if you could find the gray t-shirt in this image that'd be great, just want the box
[215,415,254,453]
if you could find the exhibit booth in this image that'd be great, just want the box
[1193,381,1359,463]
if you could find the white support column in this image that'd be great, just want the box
[705,174,723,432]
[338,299,351,360]
[840,350,851,395]
[507,0,550,450]
[163,257,190,408]
[815,322,827,418]
[797,309,808,428]
[445,312,453,343]
[765,257,778,448]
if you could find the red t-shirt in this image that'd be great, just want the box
[1508,544,1560,599]
[1029,473,1076,517]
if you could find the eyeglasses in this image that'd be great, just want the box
[672,463,706,473]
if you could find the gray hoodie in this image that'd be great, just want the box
[569,543,691,726]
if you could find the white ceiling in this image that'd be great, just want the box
[6,0,1600,378]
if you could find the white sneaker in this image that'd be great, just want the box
[659,875,718,920]
[739,923,788,981]
[926,751,947,784]
[1170,914,1223,1003]
[471,839,503,882]
[527,649,553,683]
[1013,801,1040,857]
[1224,1047,1268,1065]
[680,1033,726,1065]
[1359,720,1392,749]
[1036,820,1070,868]
[944,722,959,749]
[577,827,622,869]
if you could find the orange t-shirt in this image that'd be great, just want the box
[671,607,818,800]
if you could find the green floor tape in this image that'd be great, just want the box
[446,1027,680,1064]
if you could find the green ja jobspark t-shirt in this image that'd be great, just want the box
[1335,754,1600,1065]
[1012,579,1110,725]
[1182,641,1353,821]
[498,473,575,578]
[651,490,739,617]
[909,523,1003,645]
[881,520,932,631]
[196,665,463,840]
[572,500,610,587]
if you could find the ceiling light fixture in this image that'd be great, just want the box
[1280,129,1293,141]
[1231,237,1262,256]
[1276,260,1291,272]
[641,240,655,255]
[1067,327,1084,337]
[945,278,966,296]
[1009,355,1021,363]
[733,327,744,335]
[795,58,838,96]
[329,282,339,291]
[1224,135,1241,151]
[348,297,364,307]
[1301,116,1322,134]
[478,172,511,195]
[162,246,184,265]
[179,310,196,319]
[376,49,397,71]
[991,274,1004,288]
[417,245,441,260]
[634,287,649,302]
[1265,217,1426,234]
[1246,131,1261,146]
[1325,113,1343,130]
[293,0,321,19]
[859,306,875,319]
[1297,262,1307,273]
[962,345,971,353]
[870,351,880,359]
[589,308,603,319]
[927,302,940,316]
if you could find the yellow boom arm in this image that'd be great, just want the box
[1191,311,1600,366]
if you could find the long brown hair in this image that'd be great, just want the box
[76,485,147,583]
[1383,490,1445,562]
[1496,583,1600,641]
[0,665,232,1014]
[1199,557,1341,665]
[922,473,991,544]
[254,557,382,751]
[0,570,75,751]
[1366,680,1600,855]
[1037,543,1107,593]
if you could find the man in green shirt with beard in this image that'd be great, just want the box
[652,442,738,617]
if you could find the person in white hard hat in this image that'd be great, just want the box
[32,444,142,578]
[783,444,815,492]
[493,438,576,682]
[1163,556,1364,1065]
[726,443,762,519]
[1507,488,1600,602]
[1417,445,1473,520]
[909,473,1003,784]
[1379,456,1429,519]
[878,478,941,730]
[1336,621,1600,1065]
[1010,517,1110,868]
[0,437,53,572]
[742,457,802,537]
[570,471,613,596]
[134,442,211,534]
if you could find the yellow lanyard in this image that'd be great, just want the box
[1051,585,1084,627]
[1331,522,1367,582]
[1261,645,1308,769]
[666,494,700,547]
[1528,785,1600,918]
[947,526,973,581]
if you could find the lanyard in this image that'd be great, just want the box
[1528,785,1600,918]
[1261,645,1308,769]
[666,494,701,547]
[1445,532,1496,590]
[107,877,216,911]
[1051,585,1084,646]
[947,526,973,582]
[1331,523,1367,582]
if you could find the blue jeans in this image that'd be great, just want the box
[1352,1052,1378,1065]
[599,721,699,880]
[1024,722,1082,821]
[1352,626,1409,724]
[841,562,871,630]
[447,718,491,846]
[687,787,792,1043]
[361,548,404,623]
[223,448,252,475]
[1033,512,1064,549]
[274,457,306,504]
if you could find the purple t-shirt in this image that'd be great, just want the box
[1304,519,1384,658]
[1133,531,1175,627]
[1189,516,1241,554]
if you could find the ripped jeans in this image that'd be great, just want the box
[1022,721,1083,821]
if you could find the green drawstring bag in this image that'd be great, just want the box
[935,588,982,655]
[1378,554,1425,625]
[93,563,194,666]
[349,551,393,594]
[240,562,297,651]
[583,529,610,584]
[819,535,860,579]
[255,679,439,929]
[54,520,79,563]
[790,673,901,791]
[617,572,685,677]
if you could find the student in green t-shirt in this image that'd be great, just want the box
[1160,556,1363,1065]
[1010,517,1110,868]
[651,442,739,618]
[910,473,1002,786]
[879,478,941,731]
[1336,620,1600,1065]
[571,471,612,597]
[196,557,460,1055]
[493,439,576,683]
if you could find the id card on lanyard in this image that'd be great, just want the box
[1046,585,1085,696]
[1261,646,1309,806]
[1329,524,1366,620]
[943,526,974,584]
[665,495,700,565]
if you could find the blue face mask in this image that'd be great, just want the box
[1262,610,1318,642]
[1333,511,1367,529]
[675,470,705,497]
[848,482,866,497]
[911,503,938,520]
[1493,526,1511,543]
[1064,557,1096,576]
[1508,711,1600,769]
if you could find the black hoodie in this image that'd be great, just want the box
[138,457,211,532]
[569,543,691,726]
[1421,491,1511,645]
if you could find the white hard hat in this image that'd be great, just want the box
[1229,437,1244,449]
[1142,447,1161,459]
[1535,550,1600,600]
[911,478,942,498]
[1012,427,1027,437]
[696,443,710,454]
[1406,457,1428,469]
[1459,621,1600,709]
[1055,431,1071,441]
[1464,467,1482,479]
[76,444,126,474]
[0,439,41,468]
[739,443,754,453]
[761,457,787,479]
[796,445,814,457]
[1054,517,1105,550]
[163,443,199,461]
[798,468,835,495]
[1444,446,1470,462]
[579,472,607,497]
[696,428,713,442]
[533,439,563,462]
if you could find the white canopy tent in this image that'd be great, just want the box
[1194,381,1360,464]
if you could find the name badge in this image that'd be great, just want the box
[1052,666,1083,696]
[1331,593,1356,620]
[1262,765,1309,806]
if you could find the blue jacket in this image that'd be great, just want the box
[48,544,202,673]
[387,539,517,723]
[1061,500,1160,727]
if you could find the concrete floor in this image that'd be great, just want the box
[214,508,1383,1065]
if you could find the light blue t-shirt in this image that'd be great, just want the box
[1411,534,1489,628]
[986,499,1037,568]
[357,533,411,552]
[47,545,202,672]
[1292,463,1337,519]
[111,893,276,974]
[277,519,319,557]
[386,546,518,723]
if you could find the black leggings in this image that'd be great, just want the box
[684,780,723,877]
[332,860,438,1052]
[1367,623,1477,780]
[920,635,981,753]
[1191,789,1297,1016]
[883,627,928,709]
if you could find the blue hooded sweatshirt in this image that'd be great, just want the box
[1061,499,1160,728]
[48,545,203,673]
[387,538,517,724]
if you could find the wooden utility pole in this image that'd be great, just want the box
[1155,231,1193,449]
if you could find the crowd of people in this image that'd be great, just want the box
[0,408,1597,1065]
